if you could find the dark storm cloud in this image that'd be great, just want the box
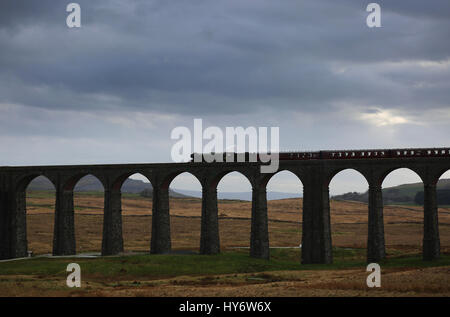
[0,0,449,115]
[0,1,63,29]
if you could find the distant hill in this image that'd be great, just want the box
[333,179,450,205]
[30,175,450,204]
[27,175,188,198]
[174,189,301,201]
[27,176,300,201]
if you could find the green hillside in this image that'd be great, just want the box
[333,179,450,205]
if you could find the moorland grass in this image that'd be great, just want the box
[1,248,449,283]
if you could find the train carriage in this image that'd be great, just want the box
[190,147,450,162]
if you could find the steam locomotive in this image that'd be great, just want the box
[190,148,450,162]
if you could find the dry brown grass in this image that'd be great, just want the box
[0,193,446,297]
[25,193,450,255]
[6,267,445,297]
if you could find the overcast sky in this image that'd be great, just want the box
[1,1,449,194]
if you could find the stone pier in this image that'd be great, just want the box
[367,183,386,262]
[301,167,332,264]
[200,185,220,254]
[102,188,124,255]
[53,187,76,255]
[423,182,440,260]
[250,185,269,260]
[150,185,171,254]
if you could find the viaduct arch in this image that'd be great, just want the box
[0,149,448,264]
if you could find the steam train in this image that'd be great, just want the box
[190,148,450,162]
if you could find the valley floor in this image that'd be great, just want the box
[1,192,449,297]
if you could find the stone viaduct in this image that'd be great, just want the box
[0,150,448,264]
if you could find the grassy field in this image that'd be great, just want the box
[1,190,449,297]
[1,249,450,296]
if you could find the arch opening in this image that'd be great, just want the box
[167,172,202,251]
[329,169,369,257]
[24,175,56,255]
[265,170,303,250]
[216,171,252,250]
[381,168,423,255]
[117,173,153,253]
[73,174,105,254]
